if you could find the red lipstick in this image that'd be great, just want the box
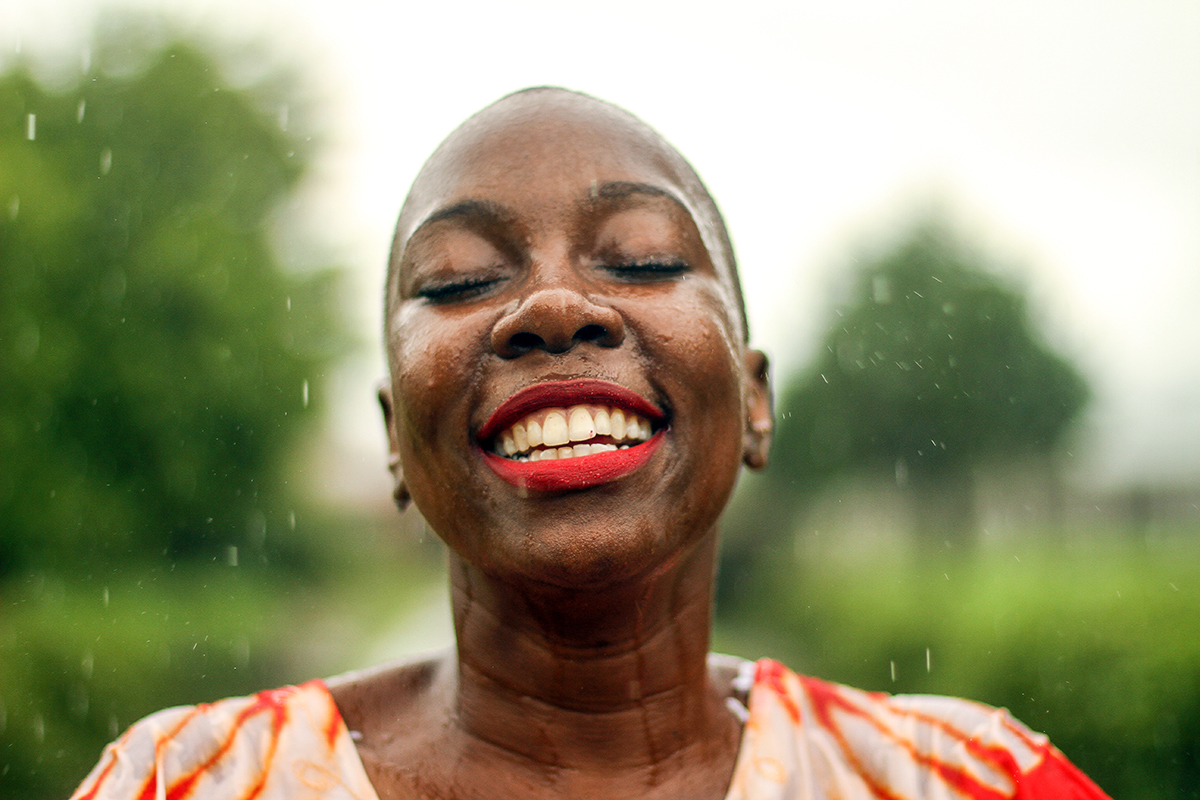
[478,379,667,492]
[483,433,664,492]
[477,379,664,442]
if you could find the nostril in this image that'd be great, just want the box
[508,332,543,353]
[576,324,608,343]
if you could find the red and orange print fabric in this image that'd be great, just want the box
[72,660,1110,800]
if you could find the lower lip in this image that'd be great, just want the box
[482,431,664,492]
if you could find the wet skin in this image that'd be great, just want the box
[331,90,772,800]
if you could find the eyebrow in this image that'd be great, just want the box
[408,181,692,247]
[590,180,689,213]
[417,199,516,231]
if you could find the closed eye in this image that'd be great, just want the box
[603,260,689,281]
[417,276,501,304]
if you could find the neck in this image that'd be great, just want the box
[447,530,737,784]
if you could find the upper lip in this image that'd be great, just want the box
[476,379,666,445]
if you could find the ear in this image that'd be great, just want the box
[742,349,773,470]
[377,381,411,511]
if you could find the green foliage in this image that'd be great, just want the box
[714,532,1200,800]
[1,565,300,797]
[0,29,347,575]
[772,221,1088,491]
[0,19,357,799]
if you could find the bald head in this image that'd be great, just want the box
[385,88,747,339]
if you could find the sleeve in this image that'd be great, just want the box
[1016,744,1113,800]
[70,704,198,800]
[69,682,378,800]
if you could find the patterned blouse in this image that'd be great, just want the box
[72,658,1110,800]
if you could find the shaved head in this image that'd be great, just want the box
[386,87,748,340]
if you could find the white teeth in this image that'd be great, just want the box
[526,419,543,447]
[568,407,596,442]
[610,409,626,439]
[542,410,569,446]
[493,403,655,461]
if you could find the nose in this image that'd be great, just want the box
[491,284,625,358]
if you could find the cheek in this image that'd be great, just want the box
[387,310,489,456]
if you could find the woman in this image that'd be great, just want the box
[72,88,1110,800]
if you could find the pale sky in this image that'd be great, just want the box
[5,0,1199,490]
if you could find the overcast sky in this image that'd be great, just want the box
[5,0,1199,490]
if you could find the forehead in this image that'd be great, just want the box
[392,93,730,275]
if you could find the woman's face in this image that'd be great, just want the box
[382,96,770,588]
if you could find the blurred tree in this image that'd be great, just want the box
[748,221,1088,551]
[0,25,348,576]
[0,18,357,799]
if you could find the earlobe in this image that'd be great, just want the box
[378,382,411,511]
[742,349,773,470]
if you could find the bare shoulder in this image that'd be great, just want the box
[326,649,454,741]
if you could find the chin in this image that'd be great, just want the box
[498,518,684,592]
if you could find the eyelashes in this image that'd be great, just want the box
[414,259,690,305]
[416,276,501,304]
[602,259,690,281]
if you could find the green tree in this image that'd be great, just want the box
[0,27,346,575]
[0,21,351,798]
[768,221,1088,545]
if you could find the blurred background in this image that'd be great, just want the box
[1,1,1197,798]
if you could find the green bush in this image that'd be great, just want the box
[715,531,1200,800]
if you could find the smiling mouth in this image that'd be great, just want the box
[491,405,655,462]
[478,380,666,491]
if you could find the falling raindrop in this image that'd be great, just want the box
[302,380,309,408]
[82,651,94,679]
[233,637,250,668]
[7,196,18,220]
[226,545,238,566]
[872,275,892,304]
[25,114,36,140]
[288,510,296,531]
[100,148,112,175]
[77,99,86,122]
[285,295,291,311]
[103,586,109,607]
[890,661,897,682]
[32,713,44,743]
[926,648,932,673]
[70,684,89,718]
